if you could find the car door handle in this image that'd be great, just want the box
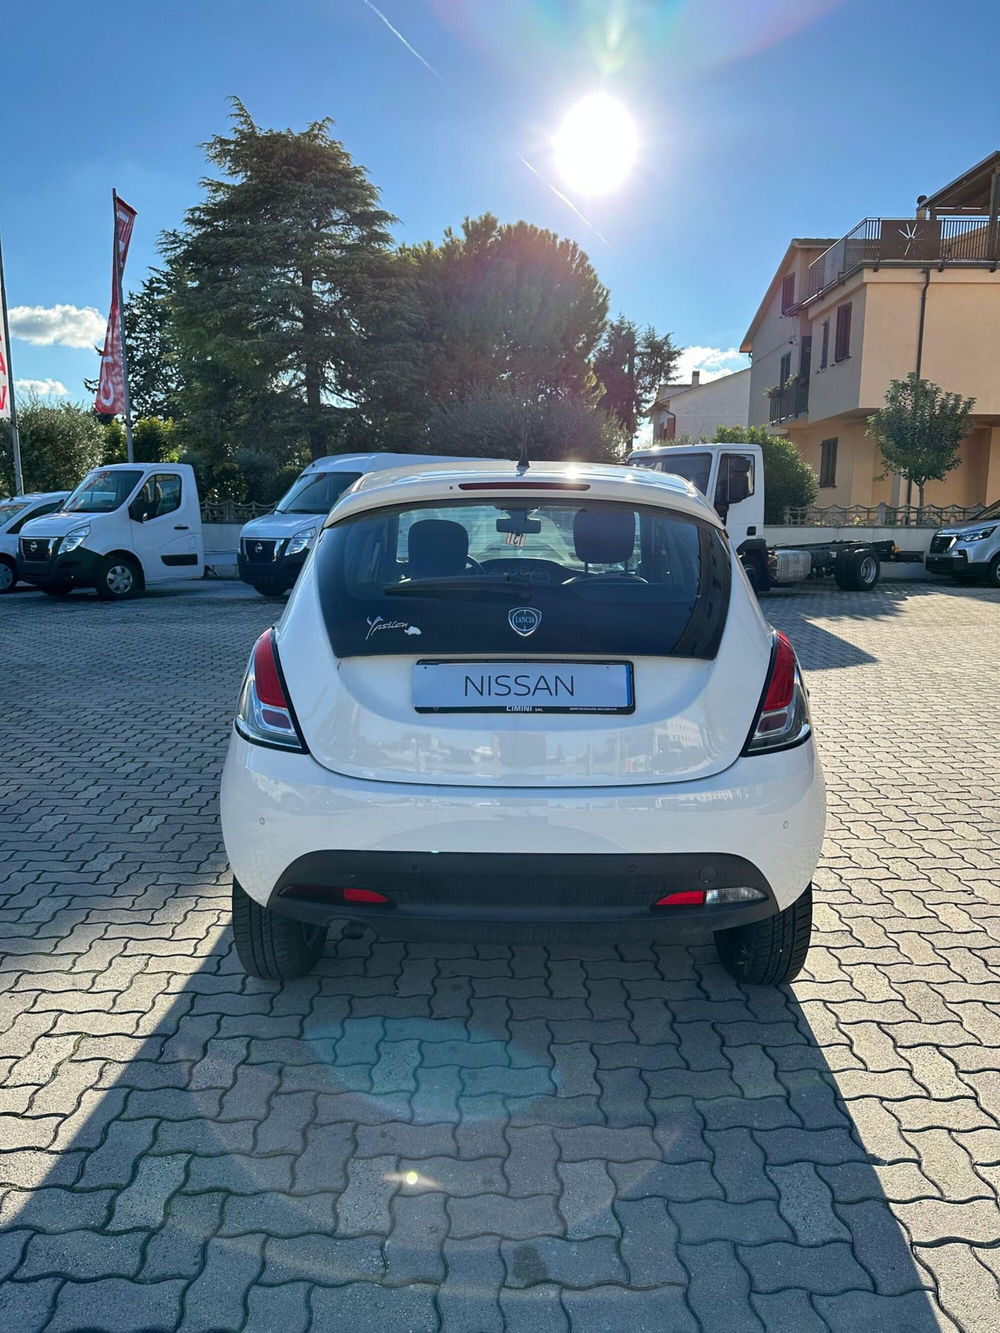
[174,525,189,530]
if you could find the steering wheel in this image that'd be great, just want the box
[465,557,486,573]
[563,571,649,584]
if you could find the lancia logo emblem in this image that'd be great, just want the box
[508,606,541,637]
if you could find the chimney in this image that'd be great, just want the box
[691,370,700,387]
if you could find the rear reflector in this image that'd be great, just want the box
[655,890,706,906]
[342,888,389,904]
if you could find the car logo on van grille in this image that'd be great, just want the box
[508,606,541,637]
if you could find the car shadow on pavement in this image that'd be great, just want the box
[0,918,951,1333]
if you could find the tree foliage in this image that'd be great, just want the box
[425,386,623,462]
[712,424,818,522]
[103,416,180,465]
[0,403,105,495]
[867,372,975,508]
[593,316,678,442]
[387,215,608,432]
[162,99,397,463]
[123,271,184,419]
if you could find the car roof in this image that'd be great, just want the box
[4,491,70,502]
[325,459,721,527]
[306,452,468,473]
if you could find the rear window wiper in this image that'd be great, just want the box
[383,574,538,597]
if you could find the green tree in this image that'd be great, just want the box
[712,424,818,522]
[0,403,105,495]
[425,386,623,462]
[867,372,975,512]
[103,416,179,465]
[162,99,397,463]
[593,316,679,442]
[381,215,608,442]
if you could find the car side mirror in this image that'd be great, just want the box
[129,502,147,522]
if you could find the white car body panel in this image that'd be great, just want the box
[0,492,69,561]
[222,733,825,914]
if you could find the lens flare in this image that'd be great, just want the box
[553,93,638,196]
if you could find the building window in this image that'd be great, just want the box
[781,273,796,315]
[820,438,838,488]
[779,352,792,386]
[799,336,812,378]
[834,303,852,361]
[820,319,830,369]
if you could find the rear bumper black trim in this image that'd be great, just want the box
[262,850,780,942]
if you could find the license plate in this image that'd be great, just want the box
[413,660,634,714]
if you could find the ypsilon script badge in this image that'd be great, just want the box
[508,606,541,637]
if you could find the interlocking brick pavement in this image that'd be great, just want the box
[2,580,998,1331]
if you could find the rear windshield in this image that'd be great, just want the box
[315,499,730,660]
[275,470,363,515]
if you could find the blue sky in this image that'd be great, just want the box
[4,0,999,404]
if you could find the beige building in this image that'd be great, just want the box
[741,153,1000,510]
[647,368,750,443]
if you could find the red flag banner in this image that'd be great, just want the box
[95,195,137,416]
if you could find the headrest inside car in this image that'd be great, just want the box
[407,519,470,578]
[573,508,635,566]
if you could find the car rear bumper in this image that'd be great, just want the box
[222,733,825,940]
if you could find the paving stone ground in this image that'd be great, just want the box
[2,579,998,1333]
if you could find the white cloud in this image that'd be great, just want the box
[15,378,70,398]
[675,346,750,383]
[8,304,106,349]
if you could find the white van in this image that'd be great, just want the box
[238,453,469,596]
[17,463,204,600]
[0,492,70,593]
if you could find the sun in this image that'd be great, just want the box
[553,93,639,197]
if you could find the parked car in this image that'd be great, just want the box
[925,499,1000,587]
[0,491,69,593]
[238,452,471,597]
[221,459,825,986]
[17,463,204,600]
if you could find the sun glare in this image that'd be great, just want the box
[553,93,638,197]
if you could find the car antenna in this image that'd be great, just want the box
[516,415,530,475]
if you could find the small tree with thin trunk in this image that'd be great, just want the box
[867,373,975,516]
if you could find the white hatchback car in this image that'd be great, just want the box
[221,460,825,987]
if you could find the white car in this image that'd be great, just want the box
[221,460,825,986]
[0,491,69,593]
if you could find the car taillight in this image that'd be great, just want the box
[234,630,306,752]
[743,631,811,755]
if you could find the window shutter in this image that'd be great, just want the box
[834,304,852,361]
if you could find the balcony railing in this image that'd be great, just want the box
[200,500,273,524]
[768,379,809,425]
[805,216,1000,302]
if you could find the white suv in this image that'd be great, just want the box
[221,460,825,986]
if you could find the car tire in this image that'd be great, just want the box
[834,549,880,591]
[985,554,1000,589]
[0,556,16,594]
[41,583,74,597]
[231,878,327,980]
[249,583,286,598]
[95,555,141,601]
[714,885,812,986]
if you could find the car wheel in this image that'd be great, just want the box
[231,878,327,980]
[41,583,74,597]
[249,583,286,598]
[0,557,16,594]
[985,554,1000,589]
[714,885,812,986]
[95,555,141,601]
[834,549,880,591]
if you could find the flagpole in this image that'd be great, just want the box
[0,236,24,495]
[112,190,135,464]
